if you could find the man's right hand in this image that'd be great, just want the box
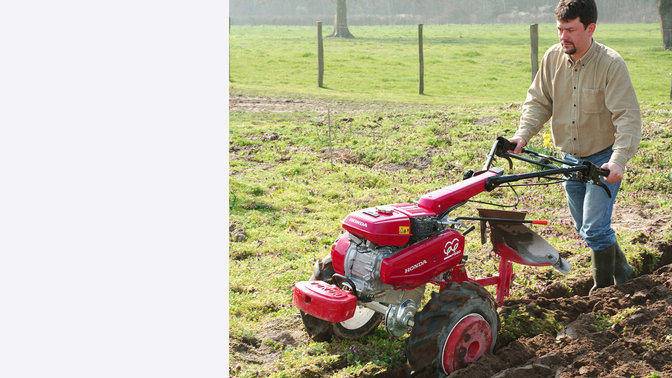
[508,136,527,154]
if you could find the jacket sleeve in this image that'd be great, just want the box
[605,59,641,168]
[514,49,554,144]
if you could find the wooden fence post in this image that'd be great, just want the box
[418,24,424,95]
[317,21,324,88]
[530,24,539,83]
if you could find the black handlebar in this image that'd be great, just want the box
[482,137,612,198]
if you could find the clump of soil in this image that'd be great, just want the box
[229,222,246,242]
[451,264,672,378]
[376,156,434,171]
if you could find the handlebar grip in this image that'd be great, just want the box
[598,168,610,177]
[504,140,518,152]
[496,136,518,152]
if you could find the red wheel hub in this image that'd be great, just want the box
[441,314,492,374]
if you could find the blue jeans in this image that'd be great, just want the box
[562,147,621,251]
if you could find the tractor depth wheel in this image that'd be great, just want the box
[333,305,383,339]
[405,281,499,377]
[299,254,383,341]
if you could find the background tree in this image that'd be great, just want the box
[659,0,672,49]
[330,0,354,38]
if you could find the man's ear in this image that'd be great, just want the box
[587,23,596,36]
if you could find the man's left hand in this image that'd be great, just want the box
[601,162,624,183]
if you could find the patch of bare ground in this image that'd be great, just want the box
[549,203,670,236]
[230,95,326,113]
[229,94,440,114]
[453,264,672,378]
[230,316,307,370]
[374,156,434,172]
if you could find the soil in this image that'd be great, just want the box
[230,96,672,377]
[230,258,672,377]
[229,94,442,115]
[452,263,672,378]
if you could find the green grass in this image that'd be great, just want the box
[230,24,671,105]
[498,302,563,346]
[229,105,672,377]
[229,24,672,377]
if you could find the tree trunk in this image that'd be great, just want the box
[660,0,672,49]
[329,0,354,38]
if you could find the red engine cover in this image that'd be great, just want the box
[380,230,465,288]
[331,233,349,275]
[292,281,357,322]
[341,204,415,246]
[342,203,436,246]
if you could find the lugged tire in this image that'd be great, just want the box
[299,254,383,341]
[405,281,499,377]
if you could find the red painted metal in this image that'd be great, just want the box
[441,314,493,374]
[444,264,470,283]
[417,170,499,214]
[472,276,500,287]
[380,230,465,288]
[495,259,514,305]
[392,202,437,218]
[330,233,349,275]
[341,204,414,246]
[292,281,357,322]
[444,261,515,306]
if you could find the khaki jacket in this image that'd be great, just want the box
[514,40,641,168]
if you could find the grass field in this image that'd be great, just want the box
[229,24,672,377]
[230,24,670,104]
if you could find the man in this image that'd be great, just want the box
[508,0,641,294]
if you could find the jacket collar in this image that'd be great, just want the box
[566,39,597,67]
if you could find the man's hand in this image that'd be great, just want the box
[601,162,624,183]
[508,136,527,154]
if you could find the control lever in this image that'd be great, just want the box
[484,137,516,171]
[494,136,516,169]
[579,161,612,198]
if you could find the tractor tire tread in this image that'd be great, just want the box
[405,281,499,377]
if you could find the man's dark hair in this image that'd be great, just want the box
[554,0,598,28]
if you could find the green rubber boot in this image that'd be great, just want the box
[613,242,635,285]
[589,245,616,295]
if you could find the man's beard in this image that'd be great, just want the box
[562,41,577,55]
